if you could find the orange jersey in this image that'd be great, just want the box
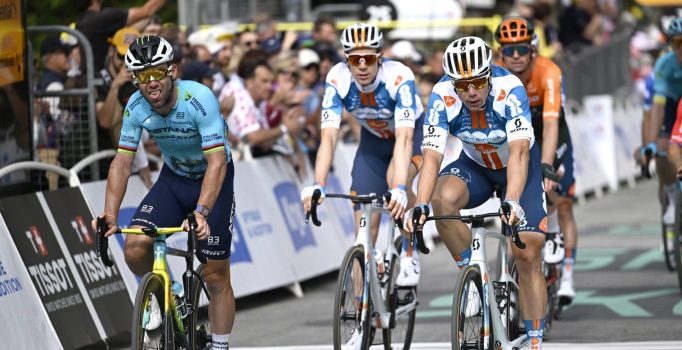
[524,56,563,120]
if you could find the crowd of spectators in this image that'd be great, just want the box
[29,0,654,190]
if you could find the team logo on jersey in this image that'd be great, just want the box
[497,89,506,101]
[443,95,456,107]
[184,91,193,101]
[394,75,403,86]
[428,100,445,125]
[124,109,130,118]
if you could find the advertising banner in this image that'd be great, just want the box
[0,193,103,349]
[0,217,62,349]
[42,187,132,341]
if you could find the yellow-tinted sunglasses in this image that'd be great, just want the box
[452,75,489,93]
[133,66,173,84]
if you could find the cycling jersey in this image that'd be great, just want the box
[653,51,682,102]
[118,80,231,179]
[642,72,655,112]
[425,65,535,169]
[321,59,424,138]
[321,59,425,197]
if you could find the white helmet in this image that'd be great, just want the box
[442,36,493,80]
[340,23,383,53]
[124,35,174,71]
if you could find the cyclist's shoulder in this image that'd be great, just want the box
[430,75,454,97]
[532,56,562,78]
[326,62,352,96]
[123,91,148,120]
[654,51,678,72]
[177,80,216,104]
[381,59,416,83]
[490,65,525,93]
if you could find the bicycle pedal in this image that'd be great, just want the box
[559,295,573,306]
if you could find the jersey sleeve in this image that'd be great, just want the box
[394,79,418,128]
[653,56,669,103]
[541,65,562,119]
[193,86,227,155]
[504,86,535,143]
[320,82,344,129]
[422,91,450,154]
[117,99,143,155]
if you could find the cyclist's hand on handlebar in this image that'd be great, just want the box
[183,213,211,240]
[91,213,118,237]
[541,163,558,192]
[387,187,408,220]
[301,184,326,213]
[501,199,525,226]
[403,204,429,233]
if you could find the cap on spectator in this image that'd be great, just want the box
[187,23,237,55]
[40,35,72,56]
[298,48,320,68]
[259,37,281,55]
[183,61,220,82]
[390,40,421,62]
[109,27,141,56]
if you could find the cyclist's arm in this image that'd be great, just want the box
[416,91,449,204]
[540,68,562,165]
[197,151,227,211]
[104,152,135,219]
[504,87,535,202]
[506,139,530,202]
[415,148,443,205]
[648,97,666,145]
[314,127,339,185]
[391,79,418,187]
[314,77,345,185]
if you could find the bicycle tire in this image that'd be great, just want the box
[674,191,682,295]
[188,265,212,349]
[131,272,173,350]
[383,253,416,350]
[451,265,492,350]
[333,245,372,350]
[543,263,559,339]
[506,259,522,341]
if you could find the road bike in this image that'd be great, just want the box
[540,232,562,336]
[306,190,429,350]
[411,203,528,350]
[672,180,682,294]
[96,213,211,349]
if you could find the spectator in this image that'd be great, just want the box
[237,30,260,53]
[314,43,339,82]
[533,0,563,58]
[183,61,220,88]
[311,16,342,64]
[254,12,284,56]
[36,35,72,190]
[559,0,605,51]
[75,0,166,71]
[142,15,163,36]
[187,24,236,94]
[218,50,304,159]
[388,40,423,75]
[425,48,445,76]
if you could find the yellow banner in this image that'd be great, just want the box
[0,0,25,86]
[635,0,682,5]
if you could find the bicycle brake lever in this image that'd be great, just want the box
[411,206,430,255]
[96,217,114,267]
[306,189,322,227]
[186,213,207,264]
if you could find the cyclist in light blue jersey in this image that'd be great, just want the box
[404,36,548,348]
[93,36,235,350]
[300,23,424,289]
[644,17,682,253]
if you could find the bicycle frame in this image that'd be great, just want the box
[468,222,526,350]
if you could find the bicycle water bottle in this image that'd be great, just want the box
[172,281,188,319]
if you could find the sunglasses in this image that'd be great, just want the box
[133,66,172,84]
[451,75,489,93]
[672,36,682,49]
[501,44,532,57]
[243,41,259,47]
[346,53,379,67]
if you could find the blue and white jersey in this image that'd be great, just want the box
[424,65,534,169]
[118,80,230,179]
[320,60,424,139]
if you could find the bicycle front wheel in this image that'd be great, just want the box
[132,272,173,350]
[674,191,682,295]
[662,222,676,271]
[333,245,371,350]
[383,252,416,350]
[188,265,212,349]
[451,265,492,350]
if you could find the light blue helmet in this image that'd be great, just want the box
[667,17,682,37]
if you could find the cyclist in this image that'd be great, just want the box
[300,22,425,293]
[404,36,548,348]
[495,16,578,306]
[645,16,682,262]
[92,36,235,350]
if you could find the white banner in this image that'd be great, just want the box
[0,217,62,349]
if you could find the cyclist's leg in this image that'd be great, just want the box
[503,145,547,346]
[199,161,236,346]
[125,167,185,276]
[554,146,578,302]
[350,128,393,243]
[434,156,493,267]
[658,98,679,226]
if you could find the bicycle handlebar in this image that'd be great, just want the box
[641,148,653,179]
[500,202,526,249]
[95,213,208,267]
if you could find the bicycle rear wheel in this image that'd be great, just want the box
[451,265,492,350]
[383,252,416,350]
[333,245,371,350]
[543,262,559,339]
[132,272,174,350]
[188,265,212,349]
[662,222,676,271]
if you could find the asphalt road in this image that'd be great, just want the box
[229,179,682,349]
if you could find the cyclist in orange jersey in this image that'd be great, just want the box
[495,16,579,314]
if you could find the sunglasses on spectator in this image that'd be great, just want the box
[672,36,682,49]
[501,44,532,57]
[243,41,259,47]
[346,53,380,67]
[451,75,489,93]
[133,66,173,84]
